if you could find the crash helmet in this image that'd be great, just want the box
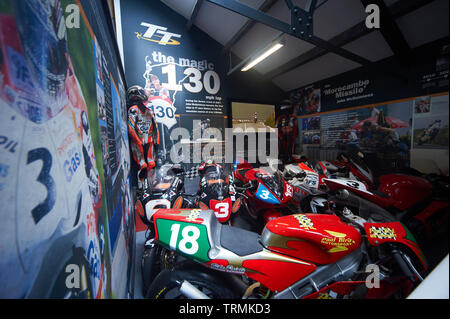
[127,85,148,106]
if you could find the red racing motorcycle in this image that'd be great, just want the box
[195,161,242,224]
[145,207,427,299]
[137,161,242,293]
[283,155,449,245]
[232,158,298,232]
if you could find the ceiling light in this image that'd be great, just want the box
[241,42,284,72]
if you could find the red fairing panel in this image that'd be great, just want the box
[242,258,316,292]
[209,198,232,223]
[263,214,362,264]
[205,256,317,293]
[378,174,432,211]
[364,222,427,269]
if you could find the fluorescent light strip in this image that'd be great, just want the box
[241,43,284,72]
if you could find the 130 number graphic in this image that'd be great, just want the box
[161,64,221,95]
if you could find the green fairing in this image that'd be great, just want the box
[156,219,211,263]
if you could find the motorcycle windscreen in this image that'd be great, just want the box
[202,168,230,199]
[256,171,284,201]
[148,164,176,191]
[255,184,281,204]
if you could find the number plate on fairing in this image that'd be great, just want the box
[156,219,211,263]
[255,184,280,204]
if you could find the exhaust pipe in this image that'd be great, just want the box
[178,280,211,299]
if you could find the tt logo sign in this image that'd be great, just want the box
[138,22,182,45]
[365,4,380,29]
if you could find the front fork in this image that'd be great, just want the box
[392,249,424,283]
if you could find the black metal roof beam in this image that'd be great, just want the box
[360,0,412,63]
[305,0,318,13]
[186,0,204,31]
[284,0,294,10]
[221,0,279,55]
[263,0,436,80]
[208,0,372,67]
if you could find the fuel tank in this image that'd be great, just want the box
[261,214,361,265]
[378,174,432,211]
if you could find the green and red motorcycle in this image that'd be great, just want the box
[144,206,428,299]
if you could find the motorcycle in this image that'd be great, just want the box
[145,205,427,299]
[135,163,188,293]
[195,161,242,224]
[137,161,244,293]
[283,155,449,245]
[323,174,449,245]
[232,158,298,232]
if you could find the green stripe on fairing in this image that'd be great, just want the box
[401,222,428,267]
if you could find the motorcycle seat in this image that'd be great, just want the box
[220,225,263,256]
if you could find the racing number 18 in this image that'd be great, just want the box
[169,224,200,255]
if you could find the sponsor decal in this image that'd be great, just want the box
[293,214,315,230]
[186,209,201,221]
[321,230,356,253]
[210,263,246,274]
[369,226,397,240]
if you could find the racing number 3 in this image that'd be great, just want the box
[27,148,56,224]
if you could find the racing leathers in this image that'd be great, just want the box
[128,102,160,188]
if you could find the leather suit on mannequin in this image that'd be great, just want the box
[127,85,160,190]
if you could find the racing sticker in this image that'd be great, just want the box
[186,209,201,221]
[369,226,397,240]
[293,214,316,230]
[256,184,280,204]
[321,230,356,253]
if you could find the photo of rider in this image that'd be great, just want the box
[413,95,449,149]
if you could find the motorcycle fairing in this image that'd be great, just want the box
[153,209,210,263]
[324,178,393,208]
[323,178,369,192]
[152,208,317,292]
[255,183,281,204]
[233,157,252,174]
[378,174,431,211]
[144,198,171,222]
[364,222,427,269]
[262,214,362,265]
[209,198,232,223]
[298,162,316,174]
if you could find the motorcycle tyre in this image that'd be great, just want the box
[145,268,237,299]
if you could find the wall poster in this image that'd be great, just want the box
[119,0,230,168]
[413,94,449,149]
[0,0,133,299]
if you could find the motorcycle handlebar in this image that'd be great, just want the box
[329,190,396,223]
[233,183,252,191]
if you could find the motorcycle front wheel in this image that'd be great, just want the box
[145,268,237,299]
